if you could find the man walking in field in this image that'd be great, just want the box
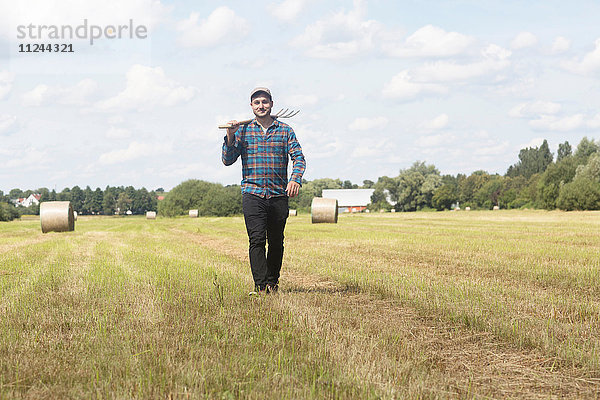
[222,87,306,295]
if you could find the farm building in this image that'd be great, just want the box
[12,193,41,207]
[321,189,375,213]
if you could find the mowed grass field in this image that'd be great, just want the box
[1,211,600,399]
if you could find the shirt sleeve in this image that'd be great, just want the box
[287,127,306,185]
[222,130,242,166]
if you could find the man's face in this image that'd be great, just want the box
[251,95,273,118]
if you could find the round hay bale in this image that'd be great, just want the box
[289,209,297,217]
[189,209,199,218]
[40,201,75,233]
[73,211,78,221]
[311,198,338,223]
[465,206,471,211]
[146,211,156,219]
[493,205,500,210]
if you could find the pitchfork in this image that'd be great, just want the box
[218,108,300,129]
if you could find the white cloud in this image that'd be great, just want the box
[508,101,561,118]
[551,36,570,54]
[269,0,311,21]
[5,148,48,168]
[383,25,474,58]
[0,70,14,100]
[348,116,388,131]
[177,7,249,47]
[290,0,389,59]
[588,113,600,129]
[294,124,343,159]
[351,144,385,158]
[381,70,447,100]
[562,38,600,74]
[422,114,449,130]
[415,133,455,147]
[510,32,538,50]
[22,85,49,107]
[284,94,319,108]
[472,130,490,139]
[529,114,585,131]
[413,44,511,82]
[96,64,195,112]
[106,126,132,139]
[0,114,17,135]
[108,115,125,125]
[98,141,173,164]
[22,79,98,106]
[473,141,509,156]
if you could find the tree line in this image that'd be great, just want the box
[369,137,600,211]
[0,186,159,221]
[2,136,600,221]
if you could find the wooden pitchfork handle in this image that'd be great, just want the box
[218,119,254,129]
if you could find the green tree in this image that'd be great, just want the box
[474,175,504,209]
[58,187,71,202]
[499,176,528,209]
[557,178,600,211]
[82,186,94,214]
[574,137,599,163]
[103,186,117,215]
[158,179,242,217]
[557,141,572,162]
[458,171,490,207]
[343,180,357,189]
[537,157,578,209]
[132,187,157,214]
[116,192,133,214]
[0,202,20,222]
[370,176,398,211]
[70,186,84,213]
[506,139,553,179]
[395,161,441,211]
[91,188,104,214]
[37,187,50,202]
[432,184,457,211]
[8,188,24,200]
[574,152,600,182]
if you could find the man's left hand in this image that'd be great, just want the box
[286,181,300,197]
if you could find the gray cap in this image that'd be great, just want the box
[250,87,272,100]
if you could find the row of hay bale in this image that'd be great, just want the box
[147,210,203,219]
[454,205,501,211]
[39,197,339,233]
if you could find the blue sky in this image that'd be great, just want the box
[1,0,600,191]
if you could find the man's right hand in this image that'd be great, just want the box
[226,120,239,145]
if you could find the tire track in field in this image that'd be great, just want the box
[181,229,600,399]
[0,234,53,256]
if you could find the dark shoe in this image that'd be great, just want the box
[266,283,279,294]
[249,285,266,296]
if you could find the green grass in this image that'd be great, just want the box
[1,211,600,398]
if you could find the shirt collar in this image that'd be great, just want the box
[253,117,278,131]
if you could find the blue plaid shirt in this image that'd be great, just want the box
[222,119,306,198]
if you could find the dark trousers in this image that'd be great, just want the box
[242,193,289,289]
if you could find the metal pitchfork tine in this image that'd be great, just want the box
[218,109,300,129]
[274,108,300,119]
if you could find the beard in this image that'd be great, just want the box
[253,109,271,117]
